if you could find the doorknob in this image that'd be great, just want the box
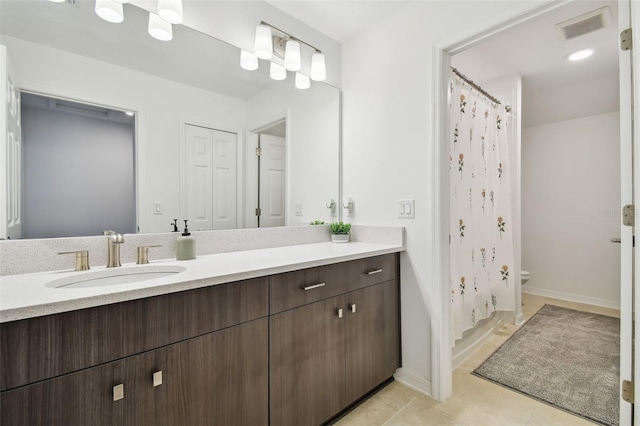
[610,237,621,243]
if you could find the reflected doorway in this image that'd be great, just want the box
[21,92,136,238]
[247,120,286,228]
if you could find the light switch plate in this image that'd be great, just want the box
[153,202,163,215]
[397,199,415,219]
[295,203,304,216]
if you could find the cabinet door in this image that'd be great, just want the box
[270,296,346,426]
[137,318,269,426]
[345,280,400,404]
[0,356,137,426]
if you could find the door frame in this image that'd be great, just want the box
[247,113,290,228]
[430,0,599,402]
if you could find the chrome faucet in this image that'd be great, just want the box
[103,230,125,267]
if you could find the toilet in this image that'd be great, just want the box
[521,270,531,284]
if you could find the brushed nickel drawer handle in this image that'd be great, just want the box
[366,269,383,275]
[153,371,163,387]
[350,304,357,313]
[113,384,124,401]
[302,282,326,291]
[338,308,343,318]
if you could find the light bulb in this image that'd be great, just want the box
[310,51,326,81]
[295,73,310,90]
[95,0,124,23]
[284,39,301,71]
[148,12,173,41]
[240,50,259,71]
[270,62,287,81]
[254,24,273,60]
[158,0,183,24]
[567,48,594,61]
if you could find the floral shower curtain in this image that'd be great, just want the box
[449,73,515,342]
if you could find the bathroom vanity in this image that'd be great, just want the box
[0,241,401,426]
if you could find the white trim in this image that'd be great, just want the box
[394,367,432,398]
[432,0,566,402]
[521,287,620,310]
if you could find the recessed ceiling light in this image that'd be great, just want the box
[568,49,594,61]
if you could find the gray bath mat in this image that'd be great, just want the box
[473,304,620,425]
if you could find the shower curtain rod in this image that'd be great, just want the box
[451,67,511,111]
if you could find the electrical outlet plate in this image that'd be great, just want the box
[295,203,304,216]
[397,199,415,219]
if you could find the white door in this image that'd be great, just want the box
[258,134,286,228]
[619,1,633,424]
[0,45,22,240]
[185,124,237,231]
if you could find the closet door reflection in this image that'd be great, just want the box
[184,124,237,230]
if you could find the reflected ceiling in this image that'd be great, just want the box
[0,0,279,99]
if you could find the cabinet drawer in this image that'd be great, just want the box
[269,254,398,314]
[0,277,268,391]
[344,254,398,292]
[270,263,348,314]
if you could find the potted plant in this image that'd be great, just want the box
[330,221,351,243]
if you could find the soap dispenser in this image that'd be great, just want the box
[176,220,196,260]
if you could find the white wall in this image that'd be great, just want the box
[22,106,135,238]
[341,0,547,396]
[246,82,340,226]
[522,112,620,308]
[2,35,247,235]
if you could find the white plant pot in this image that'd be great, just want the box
[331,234,350,243]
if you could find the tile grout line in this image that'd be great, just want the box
[525,406,539,426]
[381,395,419,426]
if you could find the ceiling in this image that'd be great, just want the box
[264,0,409,43]
[0,1,281,100]
[265,0,620,128]
[451,0,619,127]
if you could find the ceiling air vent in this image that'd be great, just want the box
[555,7,610,40]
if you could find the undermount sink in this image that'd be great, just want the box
[46,265,187,289]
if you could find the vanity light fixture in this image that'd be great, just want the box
[48,0,66,3]
[95,0,124,23]
[240,50,259,71]
[270,62,287,81]
[295,73,311,90]
[158,0,183,25]
[310,51,326,81]
[125,111,135,116]
[568,48,594,61]
[284,39,301,71]
[254,24,273,60]
[249,21,327,88]
[148,12,173,41]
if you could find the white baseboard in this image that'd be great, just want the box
[522,286,619,310]
[394,368,432,398]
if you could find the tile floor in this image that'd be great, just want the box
[335,293,620,426]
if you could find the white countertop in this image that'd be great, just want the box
[0,241,403,323]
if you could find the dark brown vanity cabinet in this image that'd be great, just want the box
[0,252,400,426]
[0,278,270,426]
[269,254,400,426]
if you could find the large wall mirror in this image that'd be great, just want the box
[0,0,340,239]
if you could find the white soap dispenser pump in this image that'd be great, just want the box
[176,220,196,260]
